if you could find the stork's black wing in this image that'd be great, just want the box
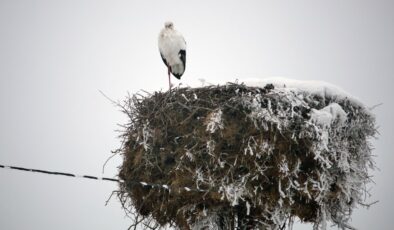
[179,49,186,69]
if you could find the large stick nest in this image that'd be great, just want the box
[117,83,376,229]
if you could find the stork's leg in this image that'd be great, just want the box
[168,67,172,90]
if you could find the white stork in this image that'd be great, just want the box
[158,22,186,89]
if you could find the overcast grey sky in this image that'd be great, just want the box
[0,0,393,229]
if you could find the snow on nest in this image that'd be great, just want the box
[187,77,373,134]
[243,77,362,105]
[310,103,348,128]
[187,77,365,108]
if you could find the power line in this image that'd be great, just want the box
[0,164,206,193]
[0,164,119,182]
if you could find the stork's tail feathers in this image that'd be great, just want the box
[170,64,185,79]
[172,73,182,80]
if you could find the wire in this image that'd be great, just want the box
[0,164,119,182]
[0,164,206,193]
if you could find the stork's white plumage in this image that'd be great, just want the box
[158,22,186,89]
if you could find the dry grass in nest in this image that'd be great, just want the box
[116,83,376,229]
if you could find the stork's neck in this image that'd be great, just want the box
[160,28,175,38]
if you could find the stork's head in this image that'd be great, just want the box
[164,21,174,29]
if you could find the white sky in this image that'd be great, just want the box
[0,0,393,229]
